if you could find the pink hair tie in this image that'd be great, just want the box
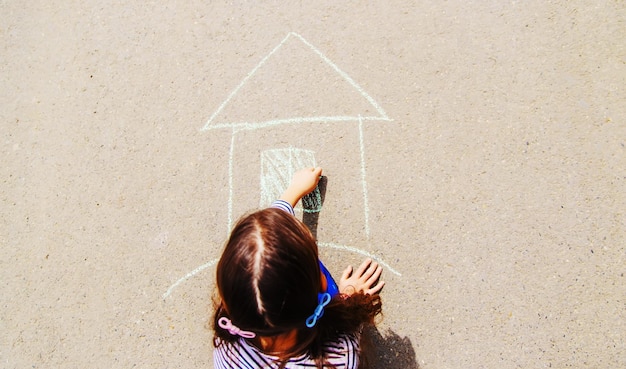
[218,317,256,339]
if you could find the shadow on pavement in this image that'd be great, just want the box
[361,326,419,369]
[302,175,327,240]
[302,177,417,368]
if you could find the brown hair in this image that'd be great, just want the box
[213,207,382,367]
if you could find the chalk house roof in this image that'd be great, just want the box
[202,32,391,132]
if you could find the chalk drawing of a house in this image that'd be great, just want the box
[163,32,397,299]
[202,32,391,231]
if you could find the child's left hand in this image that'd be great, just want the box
[338,258,385,295]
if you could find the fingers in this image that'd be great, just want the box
[354,258,373,277]
[293,167,322,188]
[363,266,385,294]
[309,167,323,188]
[339,258,385,295]
[312,166,322,177]
[299,167,322,176]
[355,259,380,282]
[364,261,383,286]
[341,265,353,280]
[366,280,385,295]
[359,260,382,294]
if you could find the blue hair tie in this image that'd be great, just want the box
[305,292,332,328]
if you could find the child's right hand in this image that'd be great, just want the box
[279,167,323,207]
[338,258,385,295]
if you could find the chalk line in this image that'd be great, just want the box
[202,33,291,131]
[289,32,390,120]
[204,115,392,132]
[227,127,236,232]
[201,32,391,131]
[318,242,401,277]
[162,258,218,299]
[358,116,370,239]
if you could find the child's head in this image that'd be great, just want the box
[215,207,322,337]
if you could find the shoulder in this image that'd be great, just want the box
[214,334,361,369]
[270,199,295,216]
[322,333,360,367]
[288,334,360,368]
[214,338,278,369]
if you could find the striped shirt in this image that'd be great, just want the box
[271,199,296,216]
[213,334,360,369]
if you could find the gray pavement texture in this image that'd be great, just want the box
[1,1,625,368]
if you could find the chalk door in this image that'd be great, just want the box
[260,148,322,213]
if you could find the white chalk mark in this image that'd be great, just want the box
[202,33,291,131]
[301,186,322,213]
[318,242,401,276]
[358,116,370,239]
[260,148,317,209]
[202,32,391,131]
[162,258,219,299]
[162,241,400,299]
[289,32,389,120]
[227,128,236,232]
[205,115,392,132]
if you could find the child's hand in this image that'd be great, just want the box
[290,167,322,196]
[339,258,385,295]
[279,167,323,207]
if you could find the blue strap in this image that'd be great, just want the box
[319,260,339,297]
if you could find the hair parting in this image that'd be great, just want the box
[212,207,383,368]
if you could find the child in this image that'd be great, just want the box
[213,167,384,369]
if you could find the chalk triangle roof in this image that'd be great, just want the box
[202,32,391,131]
